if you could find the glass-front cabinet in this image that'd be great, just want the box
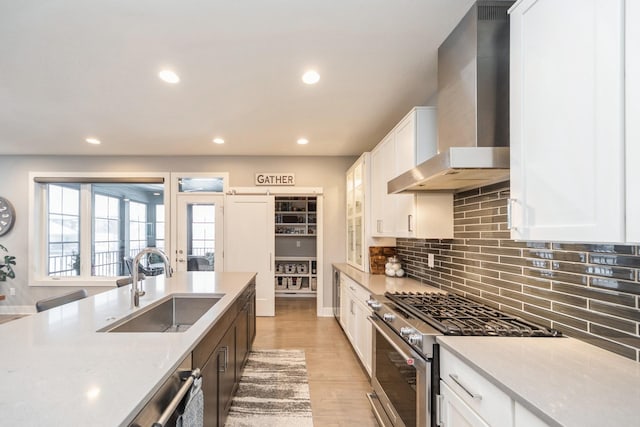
[346,153,369,271]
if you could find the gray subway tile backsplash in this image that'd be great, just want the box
[397,180,640,362]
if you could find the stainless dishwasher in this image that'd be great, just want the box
[129,355,193,426]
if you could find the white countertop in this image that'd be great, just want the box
[0,271,255,427]
[438,336,640,427]
[333,263,442,295]
[334,263,640,427]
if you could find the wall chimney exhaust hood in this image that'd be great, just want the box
[388,0,513,194]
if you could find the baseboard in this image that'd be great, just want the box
[0,305,37,315]
[317,307,334,317]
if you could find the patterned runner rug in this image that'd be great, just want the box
[225,349,313,427]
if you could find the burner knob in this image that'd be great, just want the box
[383,313,395,322]
[408,334,422,346]
[400,327,415,337]
[367,300,382,311]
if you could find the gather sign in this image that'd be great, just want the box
[255,173,295,186]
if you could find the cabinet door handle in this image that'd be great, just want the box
[507,198,516,231]
[408,214,413,232]
[449,374,482,400]
[377,220,382,233]
[218,346,229,373]
[436,394,444,426]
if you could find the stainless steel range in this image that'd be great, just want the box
[367,291,560,427]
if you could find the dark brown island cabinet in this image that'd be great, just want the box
[193,283,256,427]
[128,281,256,427]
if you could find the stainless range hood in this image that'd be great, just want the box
[389,0,513,193]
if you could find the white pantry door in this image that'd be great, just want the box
[224,195,275,316]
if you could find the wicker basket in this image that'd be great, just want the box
[288,277,303,290]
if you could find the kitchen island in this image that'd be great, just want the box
[0,271,256,426]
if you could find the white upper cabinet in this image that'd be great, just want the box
[509,0,625,242]
[370,107,452,239]
[371,133,396,236]
[626,0,640,242]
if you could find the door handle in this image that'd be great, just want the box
[449,374,482,400]
[218,346,229,373]
[408,214,413,232]
[507,198,517,231]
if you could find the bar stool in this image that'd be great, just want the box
[35,289,88,312]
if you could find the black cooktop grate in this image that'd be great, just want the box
[385,292,561,337]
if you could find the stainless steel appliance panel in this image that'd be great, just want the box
[332,267,341,322]
[369,315,431,427]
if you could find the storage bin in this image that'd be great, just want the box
[288,277,302,290]
[297,263,308,274]
[275,277,287,290]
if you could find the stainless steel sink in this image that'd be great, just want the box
[99,294,222,333]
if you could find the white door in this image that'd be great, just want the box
[175,194,224,273]
[224,195,275,316]
[509,0,625,242]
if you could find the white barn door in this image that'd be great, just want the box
[224,195,275,316]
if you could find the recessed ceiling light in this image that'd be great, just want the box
[153,192,161,196]
[297,138,309,145]
[158,70,180,84]
[302,70,320,85]
[85,138,101,145]
[213,138,225,144]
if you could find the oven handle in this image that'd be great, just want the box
[369,315,418,367]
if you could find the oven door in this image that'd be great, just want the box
[368,315,431,427]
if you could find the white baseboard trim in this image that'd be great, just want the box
[317,306,334,317]
[0,305,37,315]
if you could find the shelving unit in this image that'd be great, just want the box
[274,196,317,298]
[275,197,316,236]
[274,256,317,296]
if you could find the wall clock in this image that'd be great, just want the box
[0,197,15,236]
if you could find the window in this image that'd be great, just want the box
[47,184,80,276]
[93,193,120,276]
[190,205,215,256]
[31,174,168,285]
[155,204,165,251]
[128,201,147,257]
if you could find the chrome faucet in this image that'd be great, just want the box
[131,247,173,308]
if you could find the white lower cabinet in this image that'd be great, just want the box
[339,277,350,333]
[514,402,549,427]
[439,381,490,427]
[438,347,513,427]
[339,275,372,376]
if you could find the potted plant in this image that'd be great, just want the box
[0,244,16,281]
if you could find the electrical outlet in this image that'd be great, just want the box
[428,253,435,268]
[9,288,16,296]
[296,240,301,248]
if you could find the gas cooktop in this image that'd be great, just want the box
[385,292,561,337]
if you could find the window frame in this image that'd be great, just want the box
[28,172,171,287]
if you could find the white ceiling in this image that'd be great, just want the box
[0,0,475,157]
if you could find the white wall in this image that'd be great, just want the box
[0,155,355,312]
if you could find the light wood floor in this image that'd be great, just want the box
[253,298,378,427]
